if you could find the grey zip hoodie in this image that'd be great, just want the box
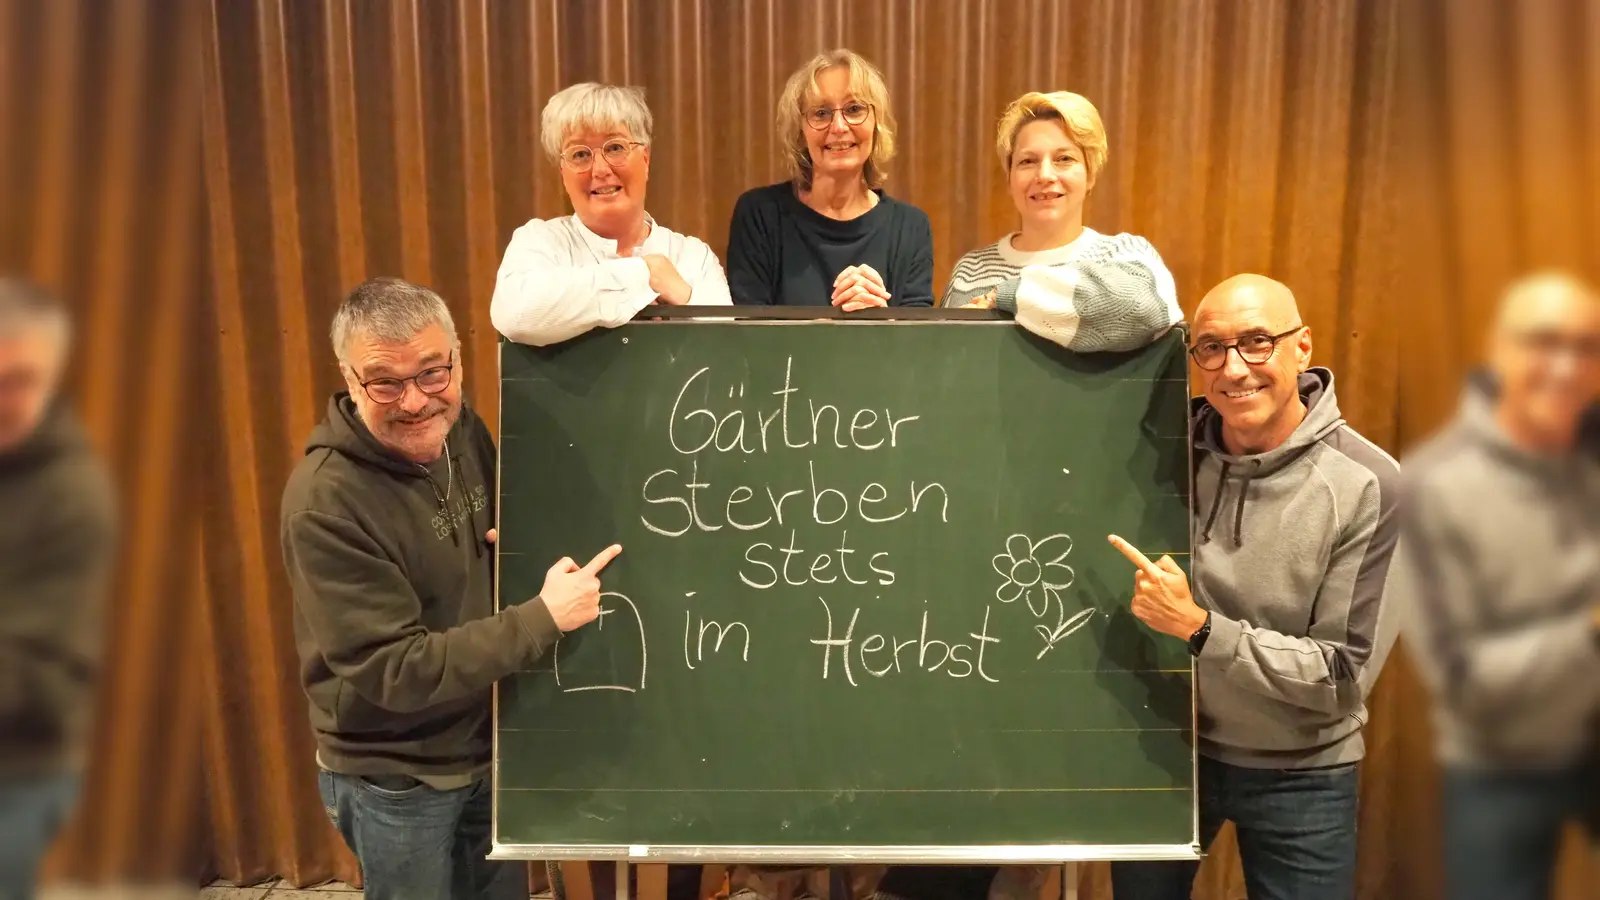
[1396,372,1600,769]
[1190,368,1403,769]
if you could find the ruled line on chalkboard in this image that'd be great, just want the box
[499,784,1190,791]
[510,667,1194,676]
[994,728,1187,733]
[498,726,1190,734]
[496,787,1190,793]
[1019,668,1193,675]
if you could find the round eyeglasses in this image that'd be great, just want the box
[804,102,873,131]
[559,140,645,172]
[1188,326,1304,371]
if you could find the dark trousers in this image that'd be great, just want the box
[0,772,79,900]
[1441,761,1598,900]
[1110,756,1360,900]
[318,770,528,900]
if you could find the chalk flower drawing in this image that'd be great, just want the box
[991,534,1096,658]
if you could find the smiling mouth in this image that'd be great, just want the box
[823,142,858,152]
[590,185,622,196]
[1030,191,1064,201]
[1223,387,1265,400]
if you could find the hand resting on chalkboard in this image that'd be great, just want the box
[537,544,624,632]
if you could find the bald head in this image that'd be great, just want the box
[1487,270,1600,451]
[1196,273,1302,329]
[1492,270,1600,339]
[1190,273,1314,455]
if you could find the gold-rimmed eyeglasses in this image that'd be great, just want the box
[559,140,645,172]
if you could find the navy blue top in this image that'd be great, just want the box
[724,182,935,307]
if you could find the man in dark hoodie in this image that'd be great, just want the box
[0,278,117,898]
[1395,271,1599,900]
[282,277,622,900]
[1107,274,1402,900]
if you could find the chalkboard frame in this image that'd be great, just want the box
[490,309,1201,865]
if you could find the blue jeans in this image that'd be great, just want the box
[1110,756,1360,900]
[1441,762,1598,900]
[318,770,527,900]
[0,772,80,900]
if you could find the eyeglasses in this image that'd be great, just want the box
[559,140,644,172]
[1188,326,1305,371]
[1512,329,1600,362]
[804,102,873,130]
[355,357,454,404]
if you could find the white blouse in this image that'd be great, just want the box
[490,213,732,347]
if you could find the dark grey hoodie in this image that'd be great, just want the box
[1190,367,1403,769]
[0,402,117,777]
[281,393,560,781]
[1397,372,1600,769]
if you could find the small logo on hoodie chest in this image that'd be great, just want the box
[431,483,488,540]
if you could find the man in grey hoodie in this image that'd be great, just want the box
[1395,271,1599,900]
[1108,274,1402,900]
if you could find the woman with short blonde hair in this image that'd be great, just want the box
[491,82,731,348]
[942,90,1181,353]
[726,49,934,309]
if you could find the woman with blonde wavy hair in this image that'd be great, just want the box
[945,90,1182,353]
[726,48,934,309]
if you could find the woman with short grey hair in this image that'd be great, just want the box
[491,82,731,347]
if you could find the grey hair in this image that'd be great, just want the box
[0,277,71,349]
[330,277,457,364]
[540,82,653,161]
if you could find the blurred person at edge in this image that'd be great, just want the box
[0,278,117,900]
[1396,271,1600,900]
[282,277,621,900]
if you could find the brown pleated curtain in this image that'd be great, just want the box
[3,0,1594,898]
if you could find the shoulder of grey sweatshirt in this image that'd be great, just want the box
[1188,368,1403,769]
[1393,371,1600,768]
[981,230,1185,353]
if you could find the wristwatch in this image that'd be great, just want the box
[1187,612,1212,657]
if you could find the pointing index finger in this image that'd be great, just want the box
[1107,534,1161,575]
[581,543,623,575]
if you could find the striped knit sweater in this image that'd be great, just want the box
[940,228,1183,353]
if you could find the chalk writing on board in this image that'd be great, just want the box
[554,591,648,693]
[991,534,1094,658]
[683,610,751,667]
[810,596,1001,686]
[667,357,921,456]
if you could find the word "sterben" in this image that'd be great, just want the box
[669,357,920,455]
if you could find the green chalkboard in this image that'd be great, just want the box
[493,314,1197,863]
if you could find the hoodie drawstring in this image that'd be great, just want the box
[1199,459,1259,547]
[1201,462,1231,544]
[1231,460,1260,546]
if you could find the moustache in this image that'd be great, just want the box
[386,401,448,425]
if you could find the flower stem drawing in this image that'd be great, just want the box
[991,533,1096,658]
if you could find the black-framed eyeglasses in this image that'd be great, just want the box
[559,140,644,172]
[356,355,455,404]
[804,101,873,130]
[1188,326,1304,371]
